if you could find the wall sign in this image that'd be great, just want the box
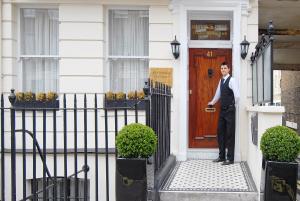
[149,68,173,87]
[191,20,230,40]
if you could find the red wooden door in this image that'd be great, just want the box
[189,48,232,148]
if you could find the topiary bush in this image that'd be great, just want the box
[260,125,300,162]
[116,123,157,158]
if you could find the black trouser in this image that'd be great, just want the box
[217,105,235,161]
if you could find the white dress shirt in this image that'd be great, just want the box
[208,74,240,105]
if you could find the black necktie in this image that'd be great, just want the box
[221,78,225,89]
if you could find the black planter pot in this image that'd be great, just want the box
[116,158,147,201]
[104,99,146,110]
[14,100,59,110]
[264,160,298,201]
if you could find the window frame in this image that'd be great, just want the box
[17,5,60,93]
[105,6,150,92]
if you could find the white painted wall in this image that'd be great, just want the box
[0,1,169,200]
[0,0,262,200]
[1,2,17,94]
[246,106,284,201]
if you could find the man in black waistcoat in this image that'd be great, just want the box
[208,62,239,165]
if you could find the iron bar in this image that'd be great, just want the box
[95,94,99,201]
[42,109,47,201]
[63,94,68,201]
[10,106,16,201]
[22,109,26,201]
[1,94,5,201]
[84,94,88,201]
[135,91,138,123]
[53,109,57,201]
[32,110,37,201]
[74,94,79,201]
[104,108,109,201]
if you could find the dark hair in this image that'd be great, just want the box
[221,62,230,68]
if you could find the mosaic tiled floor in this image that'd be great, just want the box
[162,160,256,192]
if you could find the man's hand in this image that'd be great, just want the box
[208,101,213,106]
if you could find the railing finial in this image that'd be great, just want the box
[8,89,16,106]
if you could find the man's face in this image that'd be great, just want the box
[221,65,230,77]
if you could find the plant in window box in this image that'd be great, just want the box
[104,91,127,109]
[115,123,157,201]
[36,93,46,102]
[116,92,126,100]
[113,91,126,108]
[126,91,146,110]
[127,91,136,100]
[104,91,117,108]
[137,91,145,100]
[16,92,24,102]
[14,91,35,108]
[260,126,300,201]
[105,91,115,100]
[35,92,47,108]
[24,92,35,102]
[46,92,58,102]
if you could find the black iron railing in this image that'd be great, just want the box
[250,20,275,105]
[0,81,172,201]
[144,80,171,172]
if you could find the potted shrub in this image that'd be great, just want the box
[115,123,157,201]
[260,125,300,201]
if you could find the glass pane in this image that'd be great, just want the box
[252,61,258,105]
[109,59,149,93]
[257,56,263,103]
[109,10,149,56]
[22,58,58,93]
[21,9,59,55]
[263,44,272,102]
[191,20,230,40]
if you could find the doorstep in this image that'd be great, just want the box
[159,160,258,201]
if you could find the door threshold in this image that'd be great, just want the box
[187,148,219,160]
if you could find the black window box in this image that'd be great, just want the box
[13,100,59,110]
[104,99,146,110]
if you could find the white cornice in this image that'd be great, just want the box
[169,0,244,8]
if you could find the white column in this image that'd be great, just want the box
[176,5,188,161]
[233,5,242,162]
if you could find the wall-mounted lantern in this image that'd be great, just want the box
[170,36,180,59]
[240,35,250,60]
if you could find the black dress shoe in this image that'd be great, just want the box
[221,160,234,165]
[212,158,225,162]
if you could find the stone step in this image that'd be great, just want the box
[159,191,258,201]
[158,160,258,201]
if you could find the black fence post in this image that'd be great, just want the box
[52,107,57,201]
[143,80,151,127]
[94,94,99,201]
[104,108,110,201]
[84,94,88,201]
[42,109,47,201]
[1,94,5,201]
[8,89,16,201]
[74,94,79,201]
[63,94,68,201]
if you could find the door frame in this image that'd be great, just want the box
[170,2,243,162]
